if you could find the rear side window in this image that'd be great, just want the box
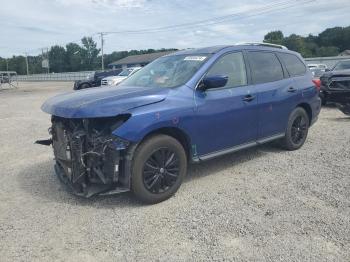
[248,52,284,84]
[279,53,306,76]
[206,52,247,88]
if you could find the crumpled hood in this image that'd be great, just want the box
[42,85,168,118]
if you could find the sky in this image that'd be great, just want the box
[0,0,349,57]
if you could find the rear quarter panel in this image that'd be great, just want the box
[296,72,321,124]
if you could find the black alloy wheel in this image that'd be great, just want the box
[142,148,180,194]
[281,107,309,150]
[291,115,308,145]
[131,134,187,204]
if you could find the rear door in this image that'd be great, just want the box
[194,51,259,157]
[247,51,299,139]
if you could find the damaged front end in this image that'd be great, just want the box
[320,73,350,115]
[38,114,134,197]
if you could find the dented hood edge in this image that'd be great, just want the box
[41,86,169,118]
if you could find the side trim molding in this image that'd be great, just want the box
[257,133,285,144]
[194,133,285,162]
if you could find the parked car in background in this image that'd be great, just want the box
[307,63,328,77]
[307,63,327,70]
[0,75,9,84]
[319,60,350,114]
[73,69,122,90]
[38,44,321,203]
[101,67,141,86]
[310,68,325,78]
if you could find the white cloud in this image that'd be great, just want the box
[1,0,350,57]
[56,0,147,8]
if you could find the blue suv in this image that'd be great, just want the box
[39,44,321,203]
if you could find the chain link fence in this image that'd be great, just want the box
[14,71,94,81]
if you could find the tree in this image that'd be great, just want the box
[80,37,100,70]
[65,43,83,72]
[14,56,27,74]
[315,46,339,57]
[282,34,312,57]
[264,30,284,45]
[49,45,67,72]
[318,26,350,51]
[3,25,350,75]
[28,55,44,74]
[0,57,8,71]
[263,26,350,57]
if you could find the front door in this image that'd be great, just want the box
[193,52,259,157]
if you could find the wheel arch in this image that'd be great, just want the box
[296,102,312,125]
[140,127,193,162]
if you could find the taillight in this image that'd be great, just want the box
[312,79,321,91]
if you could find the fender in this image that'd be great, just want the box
[113,85,197,143]
[113,106,195,143]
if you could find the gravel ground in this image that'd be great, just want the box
[0,82,349,261]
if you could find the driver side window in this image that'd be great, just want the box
[206,52,247,88]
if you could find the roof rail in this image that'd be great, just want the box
[235,42,288,50]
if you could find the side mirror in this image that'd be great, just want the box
[198,75,228,91]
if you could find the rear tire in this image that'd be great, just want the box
[131,135,187,204]
[280,107,309,150]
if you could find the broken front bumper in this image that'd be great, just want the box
[54,163,129,197]
[320,76,350,115]
[320,75,350,104]
[49,116,133,197]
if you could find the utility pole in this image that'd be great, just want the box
[100,32,105,71]
[41,48,45,74]
[47,47,50,74]
[42,48,50,74]
[25,53,29,75]
[6,59,9,71]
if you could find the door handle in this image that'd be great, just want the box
[287,86,297,93]
[242,94,255,102]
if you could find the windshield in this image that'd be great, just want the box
[333,60,350,71]
[118,68,134,76]
[119,54,209,88]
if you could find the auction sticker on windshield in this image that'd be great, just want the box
[184,56,207,61]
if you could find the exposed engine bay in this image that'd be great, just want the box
[37,115,134,197]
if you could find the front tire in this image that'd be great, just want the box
[79,83,90,90]
[131,135,187,204]
[281,107,309,150]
